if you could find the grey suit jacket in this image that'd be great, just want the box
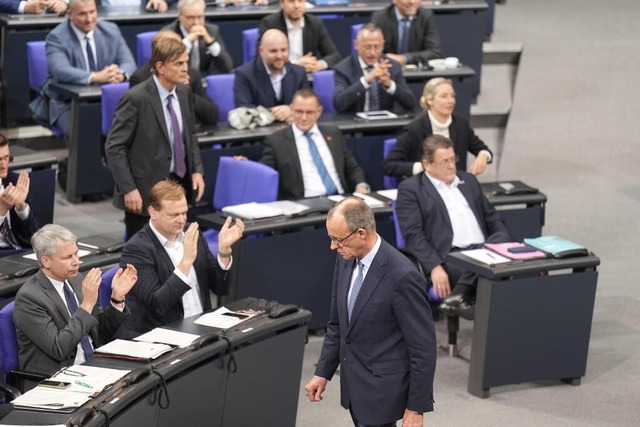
[43,19,136,125]
[260,124,366,200]
[13,270,129,375]
[105,78,204,214]
[315,239,436,424]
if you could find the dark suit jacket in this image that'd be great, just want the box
[0,0,21,13]
[234,57,310,108]
[117,223,229,336]
[162,20,233,76]
[260,124,366,200]
[382,113,492,177]
[333,54,416,114]
[13,270,129,375]
[0,172,38,252]
[396,171,510,273]
[42,20,136,125]
[105,78,204,214]
[315,239,436,424]
[259,12,341,68]
[371,5,442,66]
[130,61,219,126]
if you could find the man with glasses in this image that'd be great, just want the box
[260,89,369,200]
[163,0,233,76]
[333,23,415,115]
[305,197,436,426]
[395,135,510,319]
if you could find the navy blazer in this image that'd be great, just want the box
[1,172,38,253]
[233,57,310,109]
[315,239,436,424]
[396,171,510,273]
[260,124,366,200]
[117,223,229,337]
[0,0,21,13]
[383,112,492,177]
[333,54,416,114]
[371,5,442,66]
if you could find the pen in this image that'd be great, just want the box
[75,380,93,389]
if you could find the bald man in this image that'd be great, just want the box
[233,28,310,122]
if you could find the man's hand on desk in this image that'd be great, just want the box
[44,0,68,14]
[430,265,451,298]
[145,0,168,12]
[124,189,143,214]
[270,105,292,122]
[24,1,48,14]
[90,65,126,84]
[296,53,325,73]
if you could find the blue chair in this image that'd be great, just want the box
[312,70,335,114]
[383,138,399,190]
[26,41,64,138]
[99,266,120,308]
[242,28,260,64]
[136,31,158,67]
[101,82,130,135]
[203,157,279,255]
[205,74,236,122]
[351,24,363,54]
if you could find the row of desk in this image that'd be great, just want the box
[0,0,487,126]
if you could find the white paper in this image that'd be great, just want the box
[460,248,511,266]
[135,328,201,348]
[351,193,386,208]
[260,200,310,216]
[194,307,260,329]
[51,365,130,394]
[94,339,173,360]
[376,189,398,201]
[11,388,91,410]
[23,249,91,261]
[356,110,398,120]
[221,202,284,219]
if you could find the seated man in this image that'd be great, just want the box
[37,0,136,138]
[0,134,38,257]
[395,135,510,319]
[0,0,67,14]
[259,0,341,72]
[117,180,245,336]
[13,224,137,374]
[162,0,233,76]
[333,23,416,115]
[260,89,369,200]
[130,30,219,126]
[371,0,442,66]
[234,29,310,122]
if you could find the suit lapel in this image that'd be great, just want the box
[65,23,86,71]
[387,8,399,50]
[146,79,172,144]
[281,64,296,104]
[457,175,484,230]
[319,126,344,184]
[420,173,453,232]
[35,271,71,321]
[283,127,304,184]
[254,58,277,104]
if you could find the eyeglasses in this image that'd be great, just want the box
[431,155,459,167]
[55,368,86,377]
[328,228,359,247]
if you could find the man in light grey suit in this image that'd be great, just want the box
[13,225,137,375]
[105,37,206,239]
[38,0,136,138]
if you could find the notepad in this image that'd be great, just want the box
[523,236,588,258]
[460,248,511,266]
[94,339,173,361]
[194,307,263,329]
[135,328,201,348]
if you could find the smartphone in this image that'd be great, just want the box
[38,380,72,389]
[507,246,537,254]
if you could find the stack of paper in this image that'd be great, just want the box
[195,307,262,329]
[94,339,173,361]
[11,388,92,411]
[135,328,201,348]
[221,202,284,219]
[460,248,511,266]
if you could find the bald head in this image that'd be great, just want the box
[259,29,289,72]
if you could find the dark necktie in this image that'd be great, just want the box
[399,18,410,54]
[303,132,338,196]
[63,282,94,360]
[0,218,20,250]
[347,260,364,321]
[166,94,187,178]
[365,66,380,112]
[85,36,96,72]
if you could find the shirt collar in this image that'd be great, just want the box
[425,171,461,190]
[152,75,178,102]
[358,234,382,269]
[262,59,287,78]
[70,22,95,43]
[285,16,305,30]
[292,123,320,138]
[149,219,184,249]
[357,56,378,71]
[394,6,414,22]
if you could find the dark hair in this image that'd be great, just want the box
[0,134,8,148]
[421,134,453,162]
[152,38,187,75]
[292,88,321,106]
[147,179,186,211]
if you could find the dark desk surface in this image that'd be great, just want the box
[8,146,57,171]
[480,181,547,206]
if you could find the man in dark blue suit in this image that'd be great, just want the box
[333,23,416,115]
[305,197,436,427]
[234,29,310,122]
[0,0,67,14]
[395,135,510,319]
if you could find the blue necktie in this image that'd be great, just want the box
[85,36,96,72]
[63,283,94,360]
[399,18,410,54]
[347,261,364,321]
[303,132,338,196]
[166,94,187,178]
[365,66,380,112]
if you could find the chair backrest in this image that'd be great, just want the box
[26,41,48,91]
[0,302,18,374]
[242,28,260,64]
[383,138,399,190]
[99,266,119,308]
[101,82,130,135]
[312,70,335,114]
[391,200,405,250]
[351,24,363,54]
[136,31,158,67]
[213,157,279,210]
[205,74,236,122]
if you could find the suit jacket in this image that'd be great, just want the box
[13,270,129,375]
[234,57,310,109]
[333,54,416,114]
[382,113,492,177]
[315,239,436,424]
[117,223,229,336]
[162,20,233,76]
[371,5,442,66]
[258,12,341,68]
[105,78,204,214]
[260,124,366,200]
[0,0,21,13]
[129,61,219,126]
[396,171,510,273]
[42,20,136,125]
[0,172,38,252]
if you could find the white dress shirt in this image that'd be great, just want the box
[70,24,97,83]
[285,16,305,62]
[347,235,381,303]
[152,76,183,174]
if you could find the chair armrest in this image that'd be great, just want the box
[6,370,48,392]
[0,381,21,402]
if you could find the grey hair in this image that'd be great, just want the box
[31,224,77,267]
[328,197,376,233]
[67,0,94,12]
[177,0,205,13]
